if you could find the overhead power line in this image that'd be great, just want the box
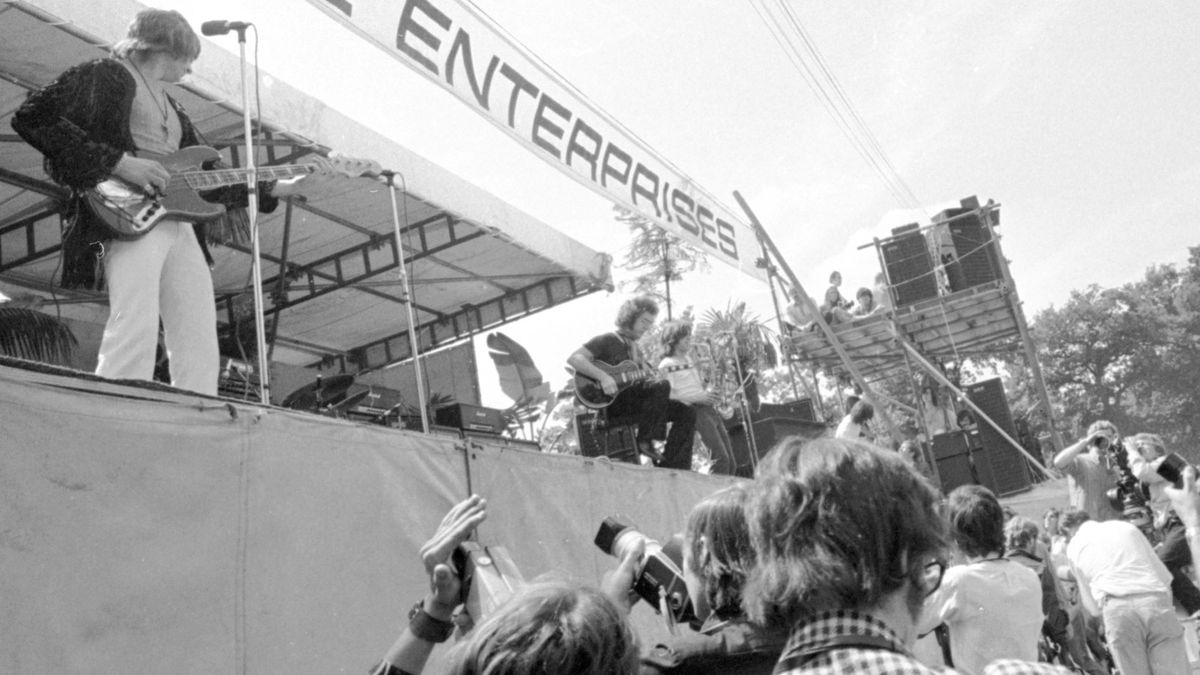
[750,0,924,210]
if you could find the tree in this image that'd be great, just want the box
[1028,246,1200,457]
[696,301,779,411]
[614,207,707,316]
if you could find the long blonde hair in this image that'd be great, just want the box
[443,581,639,675]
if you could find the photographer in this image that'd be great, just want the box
[1052,421,1121,522]
[371,495,643,675]
[1128,433,1200,617]
[602,485,786,674]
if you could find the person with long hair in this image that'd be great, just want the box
[443,581,640,675]
[567,296,696,468]
[744,437,1069,674]
[11,8,327,394]
[658,320,736,475]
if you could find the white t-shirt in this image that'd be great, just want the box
[1067,519,1171,611]
[658,355,706,404]
[919,558,1043,675]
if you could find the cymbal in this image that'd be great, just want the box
[282,374,355,410]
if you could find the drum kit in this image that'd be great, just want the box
[281,373,405,426]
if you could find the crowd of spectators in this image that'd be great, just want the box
[360,408,1200,675]
[365,428,1200,674]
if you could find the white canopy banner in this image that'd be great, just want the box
[305,0,765,281]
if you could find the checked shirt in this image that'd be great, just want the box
[773,610,1072,675]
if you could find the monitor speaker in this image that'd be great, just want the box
[755,399,816,422]
[727,417,827,478]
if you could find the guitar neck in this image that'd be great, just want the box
[179,164,315,190]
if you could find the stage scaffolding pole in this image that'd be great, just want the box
[383,172,429,433]
[897,330,942,487]
[733,190,902,443]
[980,201,1064,455]
[897,337,1051,480]
[870,234,941,485]
[754,235,808,406]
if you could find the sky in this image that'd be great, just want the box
[148,0,1200,408]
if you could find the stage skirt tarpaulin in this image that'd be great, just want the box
[0,360,728,673]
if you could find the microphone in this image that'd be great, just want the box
[201,19,251,36]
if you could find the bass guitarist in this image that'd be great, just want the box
[11,8,331,395]
[567,296,696,469]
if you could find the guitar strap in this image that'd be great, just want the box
[613,331,641,365]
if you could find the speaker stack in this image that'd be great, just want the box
[931,378,1030,496]
[965,377,1030,496]
[881,224,939,308]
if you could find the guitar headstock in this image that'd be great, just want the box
[324,152,383,179]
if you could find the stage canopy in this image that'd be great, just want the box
[0,0,612,373]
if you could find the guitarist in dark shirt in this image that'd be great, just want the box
[567,296,697,469]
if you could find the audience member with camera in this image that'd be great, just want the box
[1052,421,1122,522]
[369,495,488,675]
[601,484,786,674]
[743,437,1069,674]
[370,494,644,675]
[917,485,1043,674]
[1126,432,1200,618]
[1060,506,1188,675]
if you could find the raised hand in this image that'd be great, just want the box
[419,494,488,613]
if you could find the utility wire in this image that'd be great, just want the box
[751,0,923,210]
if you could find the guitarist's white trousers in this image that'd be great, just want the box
[95,220,219,395]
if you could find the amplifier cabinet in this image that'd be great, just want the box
[434,403,505,434]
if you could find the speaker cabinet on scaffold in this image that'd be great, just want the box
[965,378,1031,496]
[947,214,1002,291]
[881,229,939,307]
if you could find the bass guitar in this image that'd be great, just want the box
[573,360,690,410]
[85,145,379,240]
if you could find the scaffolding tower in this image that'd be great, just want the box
[740,194,1061,496]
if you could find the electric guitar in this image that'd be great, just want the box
[573,360,690,410]
[85,145,380,240]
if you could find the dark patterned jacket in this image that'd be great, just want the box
[10,57,278,289]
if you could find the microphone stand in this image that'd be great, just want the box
[228,23,270,404]
[382,171,429,433]
[728,332,758,472]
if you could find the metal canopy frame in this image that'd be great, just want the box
[0,0,612,389]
